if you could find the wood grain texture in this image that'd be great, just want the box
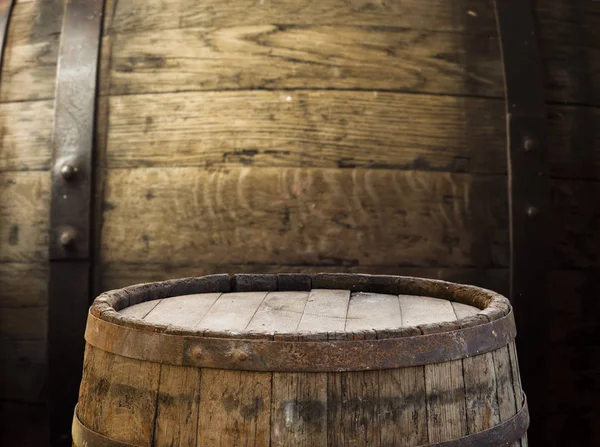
[153,364,201,447]
[197,368,271,447]
[104,92,600,181]
[271,372,327,446]
[119,298,162,319]
[297,289,350,333]
[101,0,599,104]
[345,292,402,332]
[327,324,381,447]
[246,291,309,333]
[198,291,267,332]
[143,293,221,327]
[0,99,53,172]
[101,167,508,268]
[378,365,427,446]
[105,90,506,172]
[105,0,489,34]
[0,171,49,263]
[105,25,501,98]
[0,0,64,103]
[422,300,467,442]
[101,167,600,270]
[77,344,161,445]
[462,353,500,433]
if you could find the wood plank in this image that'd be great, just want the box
[420,300,467,442]
[0,100,53,171]
[197,291,267,332]
[462,353,500,433]
[105,91,506,172]
[102,167,600,269]
[297,289,350,333]
[153,364,201,447]
[143,293,221,327]
[106,25,502,97]
[398,295,458,327]
[246,291,309,333]
[345,292,401,332]
[106,93,600,181]
[119,299,162,319]
[451,301,480,318]
[378,366,427,446]
[101,168,508,268]
[102,0,600,105]
[0,171,49,263]
[77,344,161,445]
[327,370,381,447]
[492,346,520,447]
[327,321,380,447]
[270,372,327,446]
[197,368,271,447]
[0,0,64,103]
[106,0,488,34]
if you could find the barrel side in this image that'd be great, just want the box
[0,0,65,443]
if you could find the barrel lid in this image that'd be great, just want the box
[118,290,481,337]
[91,273,511,340]
[87,274,515,371]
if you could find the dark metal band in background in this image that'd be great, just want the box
[493,0,548,443]
[0,0,16,75]
[48,0,105,445]
[72,397,528,447]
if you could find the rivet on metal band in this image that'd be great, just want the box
[48,1,106,445]
[72,397,528,447]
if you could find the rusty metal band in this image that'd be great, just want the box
[0,0,16,75]
[421,396,529,447]
[493,1,548,442]
[85,309,516,372]
[48,1,105,445]
[72,398,528,447]
[72,407,137,447]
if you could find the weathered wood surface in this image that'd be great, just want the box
[0,100,53,171]
[198,368,272,447]
[120,290,480,332]
[0,171,49,262]
[103,91,600,180]
[153,364,201,447]
[76,284,525,446]
[77,344,161,445]
[99,0,599,104]
[0,0,64,103]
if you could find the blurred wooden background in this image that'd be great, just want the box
[0,0,598,445]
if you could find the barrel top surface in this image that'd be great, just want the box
[119,290,481,334]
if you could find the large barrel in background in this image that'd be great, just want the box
[0,0,598,445]
[74,274,528,447]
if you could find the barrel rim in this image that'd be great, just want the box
[90,273,511,340]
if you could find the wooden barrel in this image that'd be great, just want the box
[1,1,596,445]
[74,274,528,446]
